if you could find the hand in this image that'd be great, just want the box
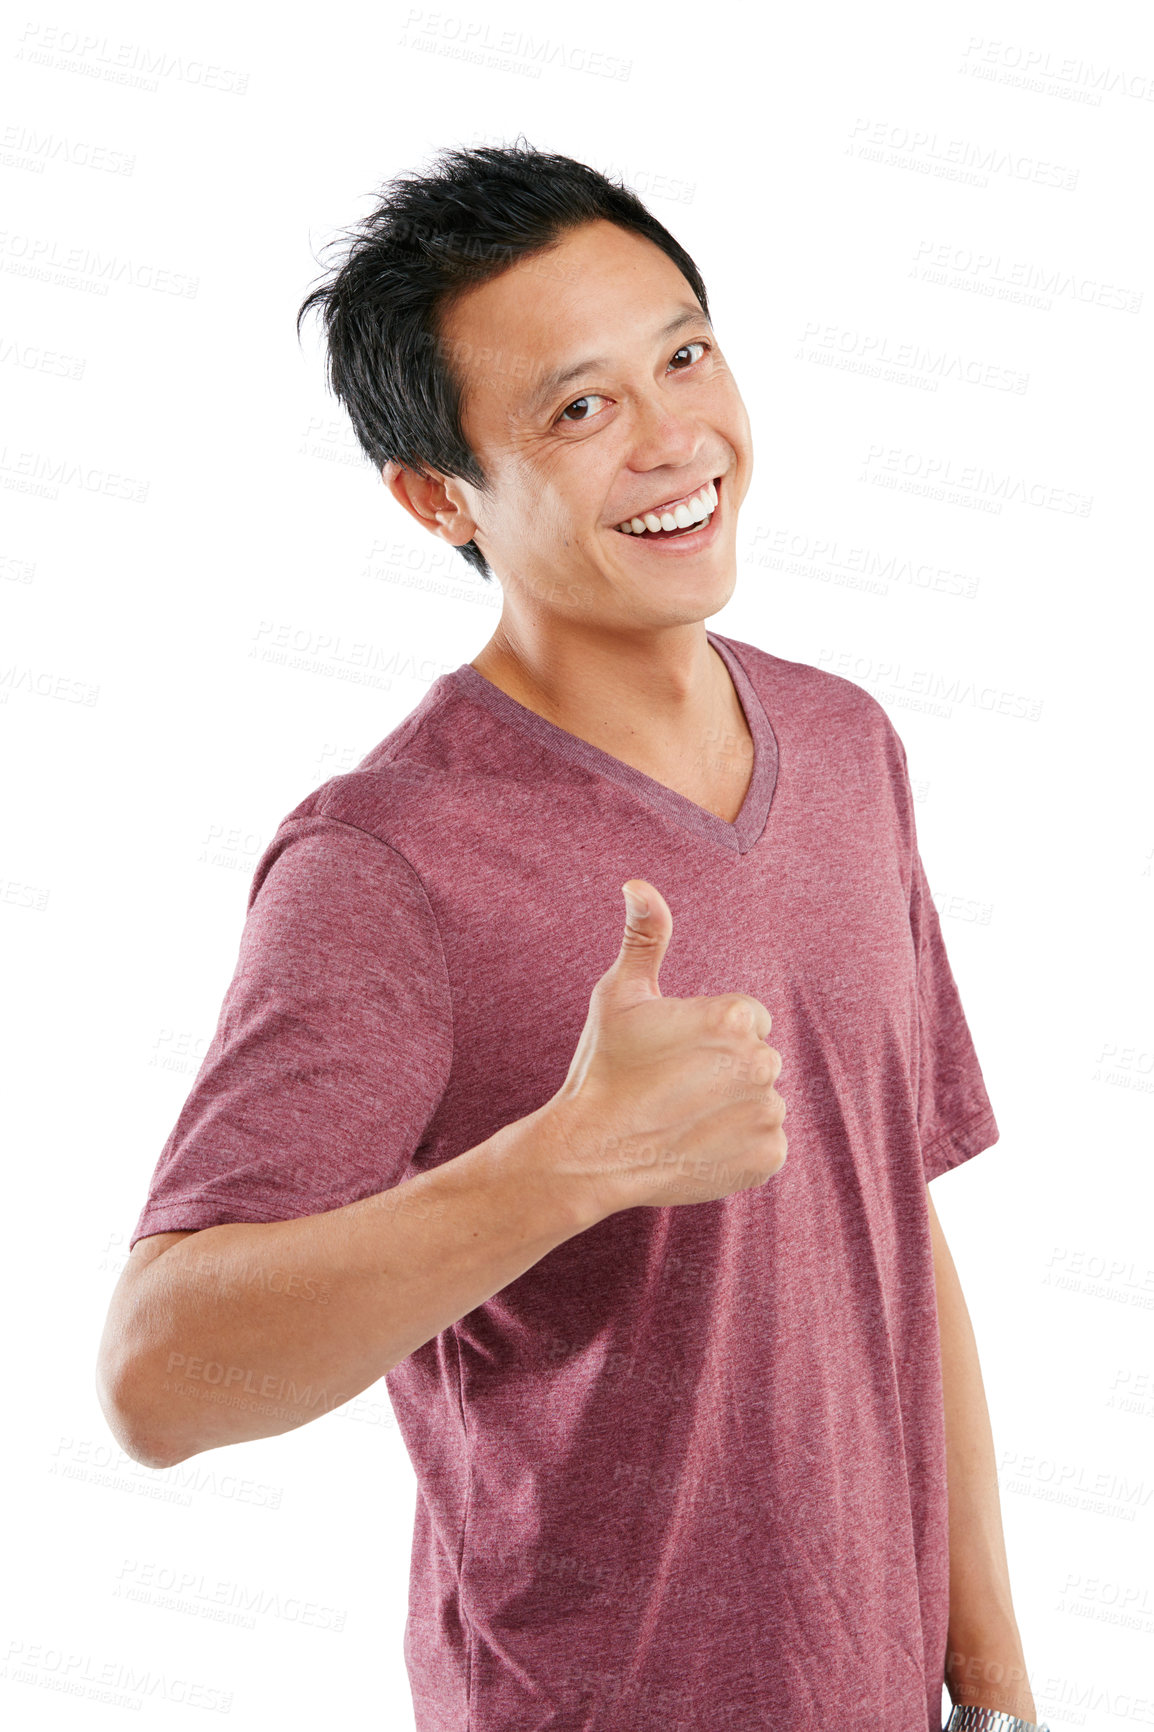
[544,878,787,1218]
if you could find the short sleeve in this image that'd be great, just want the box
[129,816,454,1248]
[909,846,1000,1181]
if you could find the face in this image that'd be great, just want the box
[391,218,754,631]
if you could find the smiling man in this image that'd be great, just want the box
[97,143,1042,1731]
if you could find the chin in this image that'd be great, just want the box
[636,571,738,628]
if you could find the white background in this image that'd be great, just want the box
[3,1,1152,1726]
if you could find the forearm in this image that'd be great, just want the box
[100,1104,598,1469]
[929,1190,1037,1721]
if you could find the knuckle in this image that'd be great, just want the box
[759,1126,787,1166]
[748,1045,782,1086]
[618,928,662,956]
[715,993,761,1036]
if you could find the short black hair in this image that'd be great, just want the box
[296,138,711,582]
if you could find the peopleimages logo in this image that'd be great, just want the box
[397,10,632,80]
[0,121,135,175]
[3,1637,233,1713]
[858,444,1093,517]
[911,239,1143,314]
[793,321,1029,394]
[745,525,979,601]
[847,117,1079,190]
[959,36,1154,105]
[113,1558,348,1633]
[15,22,250,95]
[0,228,197,297]
[0,445,148,503]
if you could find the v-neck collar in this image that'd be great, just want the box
[451,630,779,857]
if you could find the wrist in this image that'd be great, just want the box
[946,1624,1035,1724]
[490,1099,619,1238]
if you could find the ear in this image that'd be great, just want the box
[381,462,479,549]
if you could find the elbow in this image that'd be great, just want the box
[122,1431,190,1472]
[94,1352,194,1472]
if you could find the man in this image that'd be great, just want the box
[97,143,1042,1731]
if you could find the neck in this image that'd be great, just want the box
[468,613,751,799]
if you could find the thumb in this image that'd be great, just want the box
[598,880,673,1008]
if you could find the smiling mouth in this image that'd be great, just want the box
[613,476,721,538]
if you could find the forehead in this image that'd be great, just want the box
[437,218,702,422]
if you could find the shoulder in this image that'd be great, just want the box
[245,674,474,911]
[710,631,905,753]
[272,667,480,856]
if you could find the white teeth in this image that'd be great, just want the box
[615,479,721,535]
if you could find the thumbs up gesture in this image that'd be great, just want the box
[545,880,787,1218]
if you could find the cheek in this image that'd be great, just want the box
[519,450,613,539]
[716,377,752,440]
[717,395,753,497]
[494,477,573,548]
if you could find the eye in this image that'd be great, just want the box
[669,340,708,369]
[557,393,609,424]
[553,341,710,426]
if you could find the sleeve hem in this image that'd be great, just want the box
[129,1197,304,1250]
[922,1108,1000,1182]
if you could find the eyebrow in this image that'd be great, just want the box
[520,304,709,419]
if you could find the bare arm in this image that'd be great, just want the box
[97,1105,595,1470]
[929,1186,1038,1722]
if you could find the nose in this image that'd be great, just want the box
[624,382,709,478]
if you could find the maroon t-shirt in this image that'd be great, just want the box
[131,630,999,1731]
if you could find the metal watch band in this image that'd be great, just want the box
[944,1707,1051,1732]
